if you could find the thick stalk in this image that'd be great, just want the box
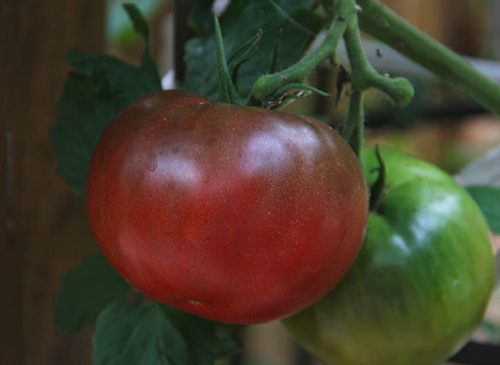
[344,12,413,106]
[356,0,500,115]
[342,90,364,158]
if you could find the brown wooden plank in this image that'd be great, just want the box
[2,1,104,364]
[1,0,24,363]
[382,0,447,43]
[174,0,196,84]
[21,2,104,362]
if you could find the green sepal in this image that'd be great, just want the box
[269,29,283,74]
[214,13,240,104]
[368,146,386,212]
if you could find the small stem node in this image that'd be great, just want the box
[343,9,414,106]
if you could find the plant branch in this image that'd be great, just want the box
[356,0,500,116]
[343,12,414,106]
[342,90,365,157]
[249,0,357,105]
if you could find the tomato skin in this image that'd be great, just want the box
[282,148,496,364]
[86,90,368,324]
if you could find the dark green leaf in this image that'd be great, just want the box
[93,302,192,365]
[53,253,131,334]
[184,0,322,101]
[50,73,114,196]
[50,9,162,196]
[93,301,243,365]
[64,48,162,106]
[467,186,500,234]
[164,306,243,363]
[188,0,216,35]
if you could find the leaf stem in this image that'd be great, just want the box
[227,29,262,65]
[231,47,259,91]
[250,0,356,104]
[342,90,364,158]
[356,0,500,115]
[214,14,240,105]
[343,12,414,106]
[270,29,283,74]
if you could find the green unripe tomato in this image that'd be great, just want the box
[282,148,496,365]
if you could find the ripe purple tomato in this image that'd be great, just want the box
[86,90,368,324]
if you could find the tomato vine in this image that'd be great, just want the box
[357,0,500,116]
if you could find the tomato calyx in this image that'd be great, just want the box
[214,14,241,105]
[368,146,387,213]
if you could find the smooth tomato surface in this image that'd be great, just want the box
[283,148,495,364]
[86,90,368,324]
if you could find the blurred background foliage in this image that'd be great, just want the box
[106,0,170,45]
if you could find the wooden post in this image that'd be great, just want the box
[174,0,196,85]
[1,1,24,363]
[1,1,104,364]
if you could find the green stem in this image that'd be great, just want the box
[227,29,262,65]
[340,4,412,157]
[270,29,282,74]
[369,146,386,212]
[344,13,414,106]
[250,0,356,104]
[214,14,240,105]
[356,0,500,115]
[231,47,259,91]
[320,0,335,22]
[342,90,365,158]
